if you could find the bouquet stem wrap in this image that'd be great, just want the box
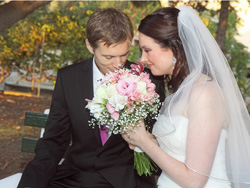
[134,147,158,176]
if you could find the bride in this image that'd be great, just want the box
[122,6,250,188]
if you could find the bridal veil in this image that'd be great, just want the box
[160,6,250,187]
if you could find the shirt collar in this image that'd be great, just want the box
[93,57,104,92]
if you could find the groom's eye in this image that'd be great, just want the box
[104,56,113,60]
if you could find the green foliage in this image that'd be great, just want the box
[0,1,249,109]
[224,11,250,100]
[199,8,250,111]
[0,1,160,75]
[126,1,161,62]
[0,3,89,73]
[128,45,141,63]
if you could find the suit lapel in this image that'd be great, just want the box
[100,61,132,149]
[80,60,133,148]
[79,58,102,146]
[79,58,93,99]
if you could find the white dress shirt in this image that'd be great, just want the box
[92,57,104,94]
[92,57,111,139]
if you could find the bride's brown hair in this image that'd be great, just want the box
[138,7,189,93]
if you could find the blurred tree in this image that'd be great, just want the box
[0,1,51,31]
[0,1,161,84]
[0,2,91,85]
[224,10,250,100]
[0,0,249,106]
[216,1,229,53]
[158,0,250,110]
[200,2,250,102]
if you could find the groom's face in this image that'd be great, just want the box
[86,39,131,75]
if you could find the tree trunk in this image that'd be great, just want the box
[0,66,11,84]
[0,1,51,31]
[216,1,229,54]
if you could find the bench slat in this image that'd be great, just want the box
[23,111,48,128]
[21,111,69,157]
[21,137,38,153]
[22,111,48,153]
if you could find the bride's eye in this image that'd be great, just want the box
[144,49,151,53]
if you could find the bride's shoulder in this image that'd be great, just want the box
[187,75,229,127]
[189,75,224,105]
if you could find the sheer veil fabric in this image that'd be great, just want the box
[159,6,250,187]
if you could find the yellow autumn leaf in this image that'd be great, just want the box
[86,10,93,15]
[70,6,77,12]
[15,126,21,130]
[201,17,209,26]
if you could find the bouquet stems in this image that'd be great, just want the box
[134,147,158,176]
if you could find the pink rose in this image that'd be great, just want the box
[130,90,143,103]
[106,102,119,120]
[140,73,152,87]
[147,83,156,93]
[110,111,119,120]
[102,73,120,84]
[116,78,137,96]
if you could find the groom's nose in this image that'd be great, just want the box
[113,58,123,69]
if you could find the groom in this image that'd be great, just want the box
[18,8,165,188]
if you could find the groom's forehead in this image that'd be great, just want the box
[96,41,130,56]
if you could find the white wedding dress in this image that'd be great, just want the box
[152,115,231,188]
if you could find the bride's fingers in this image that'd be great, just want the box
[122,133,131,142]
[129,144,136,150]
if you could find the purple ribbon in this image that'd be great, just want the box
[100,125,109,145]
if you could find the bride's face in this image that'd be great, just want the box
[139,32,174,76]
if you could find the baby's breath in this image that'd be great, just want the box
[88,99,160,134]
[85,63,161,176]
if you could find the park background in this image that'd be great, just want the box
[0,0,250,179]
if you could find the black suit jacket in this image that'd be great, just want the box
[18,58,165,188]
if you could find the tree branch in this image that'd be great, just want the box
[0,1,51,31]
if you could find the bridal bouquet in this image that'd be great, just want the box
[86,61,161,176]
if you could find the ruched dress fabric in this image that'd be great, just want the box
[152,115,231,188]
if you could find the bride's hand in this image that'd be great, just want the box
[128,144,136,150]
[122,121,156,148]
[127,132,158,150]
[148,132,158,146]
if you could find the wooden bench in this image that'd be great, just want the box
[21,111,49,153]
[0,110,49,187]
[22,109,70,161]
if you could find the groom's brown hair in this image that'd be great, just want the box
[86,8,134,49]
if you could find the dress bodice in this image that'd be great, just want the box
[152,115,231,188]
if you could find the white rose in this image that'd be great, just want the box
[94,84,109,104]
[136,81,147,96]
[88,102,104,119]
[108,94,128,111]
[107,84,119,97]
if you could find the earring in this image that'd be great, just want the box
[172,57,176,69]
[172,57,176,65]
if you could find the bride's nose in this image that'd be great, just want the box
[140,53,148,63]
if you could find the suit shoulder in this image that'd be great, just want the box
[58,59,92,75]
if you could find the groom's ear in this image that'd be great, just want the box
[86,39,94,54]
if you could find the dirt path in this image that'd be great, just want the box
[0,93,51,179]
